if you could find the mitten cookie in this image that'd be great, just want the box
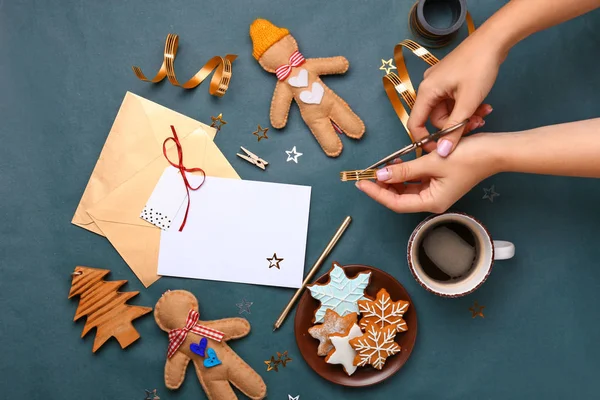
[250,19,365,157]
[154,290,267,400]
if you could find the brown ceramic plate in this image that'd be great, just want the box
[294,264,417,387]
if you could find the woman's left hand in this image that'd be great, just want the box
[355,133,498,213]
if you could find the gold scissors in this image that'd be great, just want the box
[359,119,469,173]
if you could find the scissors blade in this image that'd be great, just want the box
[358,119,470,173]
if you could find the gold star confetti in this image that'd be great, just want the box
[210,113,227,131]
[277,351,292,367]
[267,253,284,269]
[264,356,281,372]
[469,301,485,318]
[144,389,160,400]
[379,59,397,75]
[253,124,269,141]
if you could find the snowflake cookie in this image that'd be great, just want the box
[307,263,371,323]
[349,323,401,370]
[358,288,409,332]
[308,309,358,356]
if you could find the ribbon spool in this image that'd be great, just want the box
[409,0,474,48]
[384,12,475,157]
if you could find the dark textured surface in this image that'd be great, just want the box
[1,0,599,399]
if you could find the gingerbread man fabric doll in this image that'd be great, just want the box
[154,290,266,400]
[250,19,365,157]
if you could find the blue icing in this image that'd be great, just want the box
[308,264,371,323]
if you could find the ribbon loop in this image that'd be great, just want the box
[163,126,206,231]
[275,50,305,81]
[167,309,225,358]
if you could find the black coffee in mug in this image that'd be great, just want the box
[415,221,479,282]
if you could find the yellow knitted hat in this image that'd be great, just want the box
[250,19,290,60]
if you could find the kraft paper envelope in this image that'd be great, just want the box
[86,131,240,287]
[72,91,217,236]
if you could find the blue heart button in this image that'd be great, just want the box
[203,348,222,368]
[190,337,208,357]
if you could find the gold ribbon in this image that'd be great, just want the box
[383,13,475,157]
[132,34,237,97]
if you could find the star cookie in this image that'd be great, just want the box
[350,323,401,370]
[324,323,363,376]
[307,263,371,323]
[358,288,409,332]
[308,310,357,356]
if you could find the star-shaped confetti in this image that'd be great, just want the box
[469,301,485,318]
[253,124,269,141]
[236,298,253,315]
[289,395,300,400]
[210,113,227,131]
[482,185,499,202]
[265,355,280,372]
[285,146,303,163]
[379,58,397,75]
[144,389,160,400]
[267,253,284,269]
[277,351,292,367]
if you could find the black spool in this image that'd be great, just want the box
[409,0,467,48]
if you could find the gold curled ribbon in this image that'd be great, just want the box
[383,14,475,157]
[132,34,237,97]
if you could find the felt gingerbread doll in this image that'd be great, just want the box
[154,290,266,400]
[250,19,365,157]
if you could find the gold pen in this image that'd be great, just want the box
[273,216,352,331]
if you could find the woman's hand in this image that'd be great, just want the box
[355,134,498,213]
[408,31,504,157]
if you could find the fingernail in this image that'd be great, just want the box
[392,158,402,164]
[355,181,362,190]
[376,167,391,181]
[479,120,486,127]
[437,139,452,157]
[485,106,493,115]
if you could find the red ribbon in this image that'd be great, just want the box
[166,309,225,358]
[275,50,305,81]
[163,125,205,231]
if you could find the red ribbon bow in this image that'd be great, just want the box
[275,50,305,81]
[163,126,205,231]
[167,309,225,358]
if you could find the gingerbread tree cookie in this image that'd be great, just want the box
[250,19,365,157]
[68,266,152,352]
[358,288,409,332]
[350,323,401,370]
[308,309,357,356]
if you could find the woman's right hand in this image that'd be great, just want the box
[409,29,506,157]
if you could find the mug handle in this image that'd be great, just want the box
[493,240,515,260]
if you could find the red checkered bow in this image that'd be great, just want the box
[167,309,225,358]
[275,50,305,81]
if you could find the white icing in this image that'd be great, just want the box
[326,324,363,376]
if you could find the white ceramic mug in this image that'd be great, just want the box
[407,212,515,297]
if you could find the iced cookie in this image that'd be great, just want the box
[350,323,401,370]
[324,323,363,376]
[308,262,371,323]
[308,310,357,356]
[358,288,409,332]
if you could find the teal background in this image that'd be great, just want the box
[1,0,599,399]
